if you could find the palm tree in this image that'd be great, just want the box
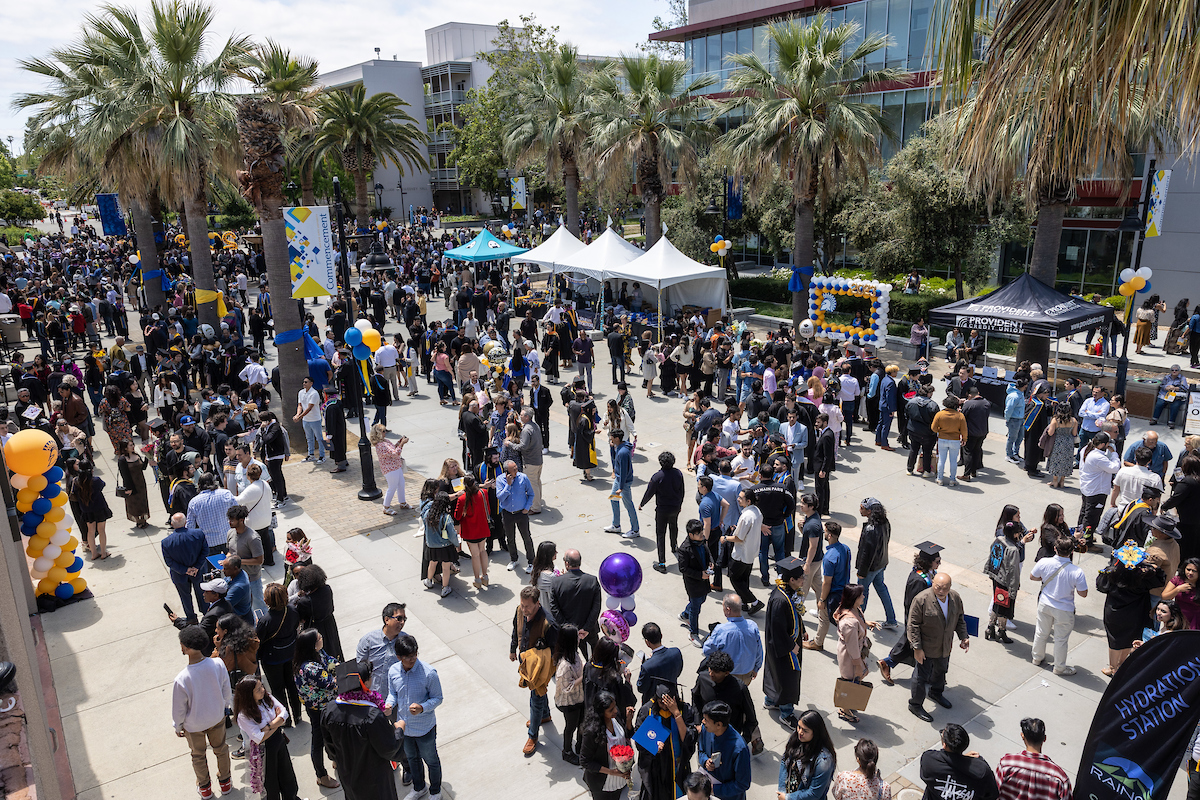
[588,55,716,248]
[721,14,901,333]
[236,41,320,443]
[307,84,429,232]
[503,44,591,238]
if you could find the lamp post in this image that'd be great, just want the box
[373,183,384,213]
[396,178,406,226]
[285,181,299,206]
[705,172,738,280]
[332,176,382,500]
[1114,157,1155,397]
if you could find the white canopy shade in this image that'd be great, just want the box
[516,224,585,269]
[556,228,645,280]
[607,236,728,313]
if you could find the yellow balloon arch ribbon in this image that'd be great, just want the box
[194,289,228,318]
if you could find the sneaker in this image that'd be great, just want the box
[653,562,668,574]
[603,525,622,533]
[1031,657,1044,667]
[218,777,233,793]
[524,563,533,574]
[507,561,517,571]
[542,448,549,455]
[430,794,442,800]
[198,785,215,800]
[403,789,429,800]
[1053,666,1077,676]
[621,530,640,539]
[936,479,944,486]
[441,585,452,598]
[423,579,435,589]
[271,500,283,509]
[881,621,900,630]
[316,458,326,464]
[302,455,315,463]
[231,746,246,759]
[689,633,706,648]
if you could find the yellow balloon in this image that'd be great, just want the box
[70,577,88,594]
[36,578,57,596]
[3,429,59,476]
[710,243,721,253]
[50,492,68,507]
[16,502,32,514]
[362,328,382,352]
[44,508,65,522]
[1130,276,1146,291]
[54,550,75,568]
[29,533,50,548]
[65,535,80,552]
[37,521,57,538]
[26,542,45,559]
[1119,283,1135,297]
[26,475,48,492]
[47,567,69,583]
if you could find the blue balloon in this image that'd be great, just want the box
[70,557,84,573]
[44,466,65,482]
[32,498,51,515]
[714,235,723,243]
[1138,281,1152,294]
[41,483,61,499]
[344,327,363,346]
[20,523,38,537]
[622,610,638,626]
[54,582,75,600]
[353,343,371,361]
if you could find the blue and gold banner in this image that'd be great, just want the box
[284,206,336,299]
[95,193,127,237]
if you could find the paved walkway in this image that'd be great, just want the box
[26,219,1192,799]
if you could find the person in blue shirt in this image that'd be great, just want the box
[496,459,536,573]
[777,709,837,800]
[1122,430,1173,480]
[1188,305,1200,368]
[805,521,851,652]
[1003,379,1028,463]
[606,431,639,538]
[221,555,253,625]
[384,634,445,800]
[702,595,763,682]
[697,701,752,800]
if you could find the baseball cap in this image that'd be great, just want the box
[199,577,228,594]
[179,415,196,425]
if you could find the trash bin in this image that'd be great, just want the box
[0,315,22,345]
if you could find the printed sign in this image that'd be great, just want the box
[1145,169,1170,238]
[510,177,526,211]
[285,206,336,299]
[1186,391,1200,436]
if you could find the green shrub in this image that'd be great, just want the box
[1101,295,1127,312]
[0,226,40,243]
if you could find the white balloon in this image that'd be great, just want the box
[10,475,29,490]
[1135,267,1152,280]
[49,529,71,546]
[33,556,55,573]
[605,595,622,610]
[619,596,636,611]
[129,254,140,265]
[1119,268,1135,283]
[42,544,62,560]
[798,319,815,338]
[355,319,373,333]
[30,570,48,581]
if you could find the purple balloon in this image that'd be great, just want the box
[622,610,638,626]
[598,552,643,598]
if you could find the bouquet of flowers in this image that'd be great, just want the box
[610,744,635,785]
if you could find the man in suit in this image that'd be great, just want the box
[323,386,348,473]
[813,412,836,515]
[636,622,683,704]
[947,366,977,400]
[906,573,969,722]
[529,374,553,450]
[549,549,602,657]
[129,344,154,394]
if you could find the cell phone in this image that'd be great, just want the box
[710,752,722,769]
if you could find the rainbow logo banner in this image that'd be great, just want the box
[285,206,336,299]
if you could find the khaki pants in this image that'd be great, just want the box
[525,463,543,512]
[799,562,823,607]
[380,365,402,396]
[185,719,231,787]
[815,600,832,647]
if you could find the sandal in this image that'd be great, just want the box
[1101,666,1116,677]
[383,508,397,516]
[397,503,411,510]
[838,709,859,723]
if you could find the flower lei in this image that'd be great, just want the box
[338,688,386,712]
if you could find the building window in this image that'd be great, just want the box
[886,0,910,70]
[693,37,706,75]
[707,34,722,73]
[908,0,933,70]
[684,40,692,71]
[754,25,770,64]
[865,0,888,69]
[902,88,928,142]
[1055,229,1089,294]
[737,26,753,56]
[881,91,904,161]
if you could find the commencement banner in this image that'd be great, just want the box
[1145,169,1171,238]
[284,206,336,299]
[1073,630,1200,800]
[95,193,127,237]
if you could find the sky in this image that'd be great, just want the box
[0,0,667,156]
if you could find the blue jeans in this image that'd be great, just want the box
[434,370,456,402]
[758,523,786,580]
[937,439,961,482]
[861,566,897,625]
[576,362,593,393]
[169,570,208,623]
[1005,418,1023,460]
[1152,397,1185,425]
[302,419,325,458]
[528,690,550,739]
[875,411,893,446]
[402,726,442,795]
[683,594,705,636]
[249,576,266,617]
[611,479,638,532]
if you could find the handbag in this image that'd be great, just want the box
[115,485,131,498]
[993,586,1012,609]
[1038,425,1052,452]
[833,678,873,711]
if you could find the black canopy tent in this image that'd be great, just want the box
[929,273,1115,383]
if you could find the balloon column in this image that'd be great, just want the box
[598,552,643,644]
[807,277,892,343]
[3,430,87,600]
[1117,266,1153,300]
[501,224,518,239]
[343,319,382,389]
[709,236,732,259]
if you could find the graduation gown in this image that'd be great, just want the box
[886,567,935,667]
[763,584,803,707]
[321,697,400,800]
[324,398,347,462]
[634,702,698,800]
[573,413,597,469]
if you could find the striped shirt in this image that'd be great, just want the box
[995,751,1072,800]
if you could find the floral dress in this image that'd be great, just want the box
[296,651,339,713]
[97,396,133,450]
[1046,424,1076,478]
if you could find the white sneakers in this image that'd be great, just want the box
[603,525,621,533]
[403,789,429,800]
[507,561,517,571]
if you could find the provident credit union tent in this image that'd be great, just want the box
[929,273,1114,338]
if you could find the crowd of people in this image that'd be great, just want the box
[6,215,1199,800]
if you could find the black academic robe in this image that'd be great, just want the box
[886,568,935,667]
[573,413,597,469]
[321,698,400,800]
[634,701,698,800]
[325,398,347,462]
[763,585,803,707]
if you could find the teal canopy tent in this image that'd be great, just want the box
[444,229,529,262]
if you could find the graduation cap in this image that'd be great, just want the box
[773,556,806,579]
[335,659,371,693]
[915,541,944,557]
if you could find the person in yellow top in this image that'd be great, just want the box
[931,396,968,487]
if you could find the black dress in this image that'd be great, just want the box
[117,456,150,520]
[293,584,343,660]
[763,585,802,707]
[1102,564,1167,649]
[886,568,934,667]
[75,476,113,524]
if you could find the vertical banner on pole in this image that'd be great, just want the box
[1144,169,1171,238]
[510,177,527,212]
[1186,391,1200,435]
[95,194,128,237]
[285,206,336,299]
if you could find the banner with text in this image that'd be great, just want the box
[1073,630,1200,800]
[510,177,527,211]
[284,206,336,299]
[1145,169,1171,238]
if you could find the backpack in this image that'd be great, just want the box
[983,538,1005,579]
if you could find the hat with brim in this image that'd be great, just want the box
[1148,516,1180,539]
[199,577,228,594]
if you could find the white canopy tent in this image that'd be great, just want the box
[556,227,645,281]
[515,224,585,271]
[608,236,728,314]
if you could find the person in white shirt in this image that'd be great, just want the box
[235,270,248,304]
[721,487,765,613]
[720,409,746,450]
[172,626,233,798]
[234,443,268,493]
[238,356,269,389]
[0,291,11,314]
[1077,432,1121,535]
[1110,449,1164,508]
[730,441,757,488]
[374,341,402,398]
[542,302,565,326]
[293,376,325,463]
[1028,535,1089,676]
[835,371,861,445]
[233,675,299,800]
[462,312,479,340]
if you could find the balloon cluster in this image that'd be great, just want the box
[598,552,642,643]
[4,430,87,599]
[501,224,518,239]
[343,319,382,362]
[808,277,891,342]
[709,236,731,257]
[376,220,388,231]
[478,340,509,382]
[1117,266,1153,298]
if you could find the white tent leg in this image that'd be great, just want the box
[1053,338,1060,387]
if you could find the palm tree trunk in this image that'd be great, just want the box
[130,198,166,313]
[563,159,581,238]
[353,170,370,233]
[300,161,316,206]
[793,194,817,336]
[259,194,307,448]
[644,198,662,249]
[183,187,219,330]
[1015,201,1068,367]
[953,256,965,301]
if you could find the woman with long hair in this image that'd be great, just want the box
[432,341,456,404]
[292,563,342,660]
[779,709,837,800]
[1133,600,1186,647]
[368,423,410,514]
[291,629,340,788]
[831,738,890,800]
[255,583,303,725]
[153,373,180,421]
[531,540,559,617]
[1044,402,1078,488]
[833,585,875,723]
[579,689,632,800]
[1101,551,1168,675]
[1161,558,1200,630]
[682,391,701,469]
[499,421,524,471]
[984,523,1023,644]
[233,675,301,800]
[454,472,491,588]
[1106,394,1129,455]
[1134,297,1156,354]
[554,623,586,765]
[993,504,1036,564]
[1036,504,1067,561]
[116,439,150,528]
[583,636,637,714]
[421,490,458,598]
[603,398,635,443]
[72,460,111,559]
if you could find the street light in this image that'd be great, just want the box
[373,183,384,212]
[331,176,383,501]
[1114,158,1155,396]
[396,178,406,226]
[285,181,299,205]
